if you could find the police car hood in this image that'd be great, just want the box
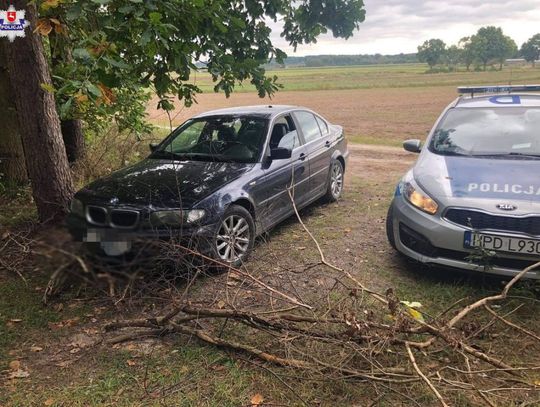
[414,153,540,207]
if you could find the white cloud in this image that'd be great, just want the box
[269,0,540,55]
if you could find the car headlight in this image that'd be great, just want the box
[150,209,206,226]
[70,198,85,217]
[403,182,438,215]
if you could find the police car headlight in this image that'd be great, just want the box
[150,209,205,226]
[403,182,438,215]
[70,198,85,218]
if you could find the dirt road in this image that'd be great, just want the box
[346,142,416,182]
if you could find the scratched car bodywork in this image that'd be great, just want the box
[387,87,540,279]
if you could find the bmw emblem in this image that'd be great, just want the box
[496,203,517,211]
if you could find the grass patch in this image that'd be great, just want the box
[347,134,403,147]
[0,276,92,366]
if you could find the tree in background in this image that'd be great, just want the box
[470,26,517,71]
[2,0,367,223]
[417,39,446,70]
[458,37,474,71]
[520,34,540,67]
[445,45,462,71]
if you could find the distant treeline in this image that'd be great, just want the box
[272,53,418,68]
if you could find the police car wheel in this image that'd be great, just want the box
[386,205,397,250]
[324,160,344,202]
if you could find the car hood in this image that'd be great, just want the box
[414,153,540,204]
[78,159,252,208]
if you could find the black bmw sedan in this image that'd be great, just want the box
[67,105,349,266]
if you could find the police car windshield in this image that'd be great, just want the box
[430,107,540,158]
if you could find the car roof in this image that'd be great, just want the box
[454,94,540,108]
[192,105,304,119]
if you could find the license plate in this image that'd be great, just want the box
[464,231,540,256]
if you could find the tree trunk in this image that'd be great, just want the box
[61,119,85,163]
[0,43,27,183]
[4,0,74,222]
[49,30,85,164]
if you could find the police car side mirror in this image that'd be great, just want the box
[149,143,159,152]
[403,139,422,153]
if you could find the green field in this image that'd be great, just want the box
[189,63,540,93]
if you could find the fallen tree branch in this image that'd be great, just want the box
[484,304,540,342]
[405,342,449,407]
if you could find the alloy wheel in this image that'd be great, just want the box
[330,162,344,199]
[216,215,251,263]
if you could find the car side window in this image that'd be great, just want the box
[315,116,329,135]
[294,111,322,143]
[269,115,301,151]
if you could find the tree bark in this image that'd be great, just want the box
[49,30,85,163]
[0,42,27,183]
[4,0,74,222]
[61,119,85,163]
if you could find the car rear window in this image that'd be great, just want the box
[294,111,322,143]
[430,107,540,157]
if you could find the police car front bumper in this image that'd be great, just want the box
[389,196,540,280]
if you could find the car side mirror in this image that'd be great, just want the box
[149,143,159,152]
[403,139,422,153]
[270,147,292,160]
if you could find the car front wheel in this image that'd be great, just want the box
[213,205,255,267]
[324,160,344,202]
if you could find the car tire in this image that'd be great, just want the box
[386,204,397,250]
[324,159,344,202]
[212,205,255,268]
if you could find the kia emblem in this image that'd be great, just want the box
[496,203,517,211]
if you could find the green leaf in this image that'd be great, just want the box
[72,48,92,60]
[40,83,55,93]
[58,98,73,119]
[103,57,131,69]
[140,29,152,46]
[65,3,82,21]
[118,5,135,14]
[86,83,102,97]
[149,12,162,25]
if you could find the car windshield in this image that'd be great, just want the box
[151,116,268,163]
[430,107,540,158]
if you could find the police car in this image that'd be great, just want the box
[386,85,540,279]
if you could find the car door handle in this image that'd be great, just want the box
[298,153,306,161]
[325,140,331,148]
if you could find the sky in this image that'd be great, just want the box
[270,0,540,56]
